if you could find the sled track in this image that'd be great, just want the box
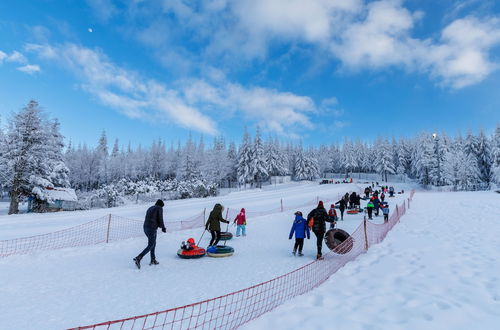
[71,190,415,330]
[0,192,349,258]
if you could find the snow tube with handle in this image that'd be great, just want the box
[324,229,353,254]
[207,245,234,258]
[177,247,206,259]
[219,231,233,241]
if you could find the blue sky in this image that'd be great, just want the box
[0,0,499,148]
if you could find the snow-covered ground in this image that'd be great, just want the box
[1,181,411,329]
[0,181,363,240]
[243,191,500,330]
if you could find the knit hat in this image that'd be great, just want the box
[318,201,324,208]
[155,199,164,207]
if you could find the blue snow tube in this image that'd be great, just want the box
[207,245,234,258]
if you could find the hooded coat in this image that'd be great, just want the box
[143,200,165,230]
[307,202,331,233]
[289,215,310,239]
[234,208,246,225]
[206,203,228,231]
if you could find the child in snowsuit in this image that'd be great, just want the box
[234,208,246,237]
[380,192,385,203]
[289,211,310,256]
[381,204,390,223]
[366,201,374,220]
[328,204,338,229]
[181,238,197,251]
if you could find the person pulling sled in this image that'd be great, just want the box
[205,203,230,247]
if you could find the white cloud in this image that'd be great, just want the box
[0,50,7,63]
[27,43,319,136]
[17,64,41,74]
[124,0,500,89]
[86,0,117,22]
[6,51,28,64]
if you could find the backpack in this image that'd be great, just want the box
[308,217,314,229]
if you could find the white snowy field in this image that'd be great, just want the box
[0,181,413,330]
[243,190,500,330]
[0,181,363,240]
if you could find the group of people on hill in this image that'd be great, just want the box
[133,184,396,268]
[133,200,247,269]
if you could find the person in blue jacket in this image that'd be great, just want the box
[289,211,310,256]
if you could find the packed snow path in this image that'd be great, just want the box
[0,182,411,329]
[244,191,500,330]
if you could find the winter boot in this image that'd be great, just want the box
[316,254,323,260]
[292,249,297,256]
[298,251,304,256]
[150,259,159,266]
[133,257,141,269]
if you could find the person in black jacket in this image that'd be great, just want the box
[133,199,166,269]
[335,198,347,220]
[205,203,230,247]
[307,201,333,260]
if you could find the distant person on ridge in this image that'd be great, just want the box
[206,203,230,247]
[133,199,166,269]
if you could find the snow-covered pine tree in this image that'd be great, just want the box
[294,145,308,181]
[491,124,500,186]
[179,134,200,180]
[341,139,357,178]
[413,133,435,185]
[305,147,320,180]
[4,100,54,214]
[476,129,492,187]
[205,136,228,187]
[374,137,395,182]
[226,141,238,187]
[237,128,253,187]
[96,130,109,185]
[265,136,288,177]
[251,126,268,187]
[47,119,70,188]
[431,133,448,186]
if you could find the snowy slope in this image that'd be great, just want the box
[0,181,366,240]
[0,182,412,330]
[243,191,500,330]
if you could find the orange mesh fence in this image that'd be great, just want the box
[1,194,345,258]
[71,190,416,330]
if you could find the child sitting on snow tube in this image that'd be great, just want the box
[177,238,206,259]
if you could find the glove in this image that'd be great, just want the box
[162,228,166,233]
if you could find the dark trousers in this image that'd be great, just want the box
[339,209,344,220]
[138,227,157,261]
[209,230,221,246]
[384,214,389,222]
[375,207,380,216]
[293,238,304,253]
[313,231,325,256]
[367,208,373,219]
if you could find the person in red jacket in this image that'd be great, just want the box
[234,208,247,237]
[328,204,338,229]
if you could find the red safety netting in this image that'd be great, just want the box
[1,193,354,258]
[71,190,415,330]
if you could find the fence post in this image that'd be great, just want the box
[203,208,206,220]
[106,214,112,243]
[363,216,369,251]
[280,199,283,212]
[316,196,319,204]
[408,198,410,209]
[225,208,229,219]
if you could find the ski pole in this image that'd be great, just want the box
[223,220,230,246]
[198,228,207,246]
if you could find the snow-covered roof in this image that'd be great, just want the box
[43,188,78,202]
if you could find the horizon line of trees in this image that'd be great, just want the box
[1,100,500,213]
